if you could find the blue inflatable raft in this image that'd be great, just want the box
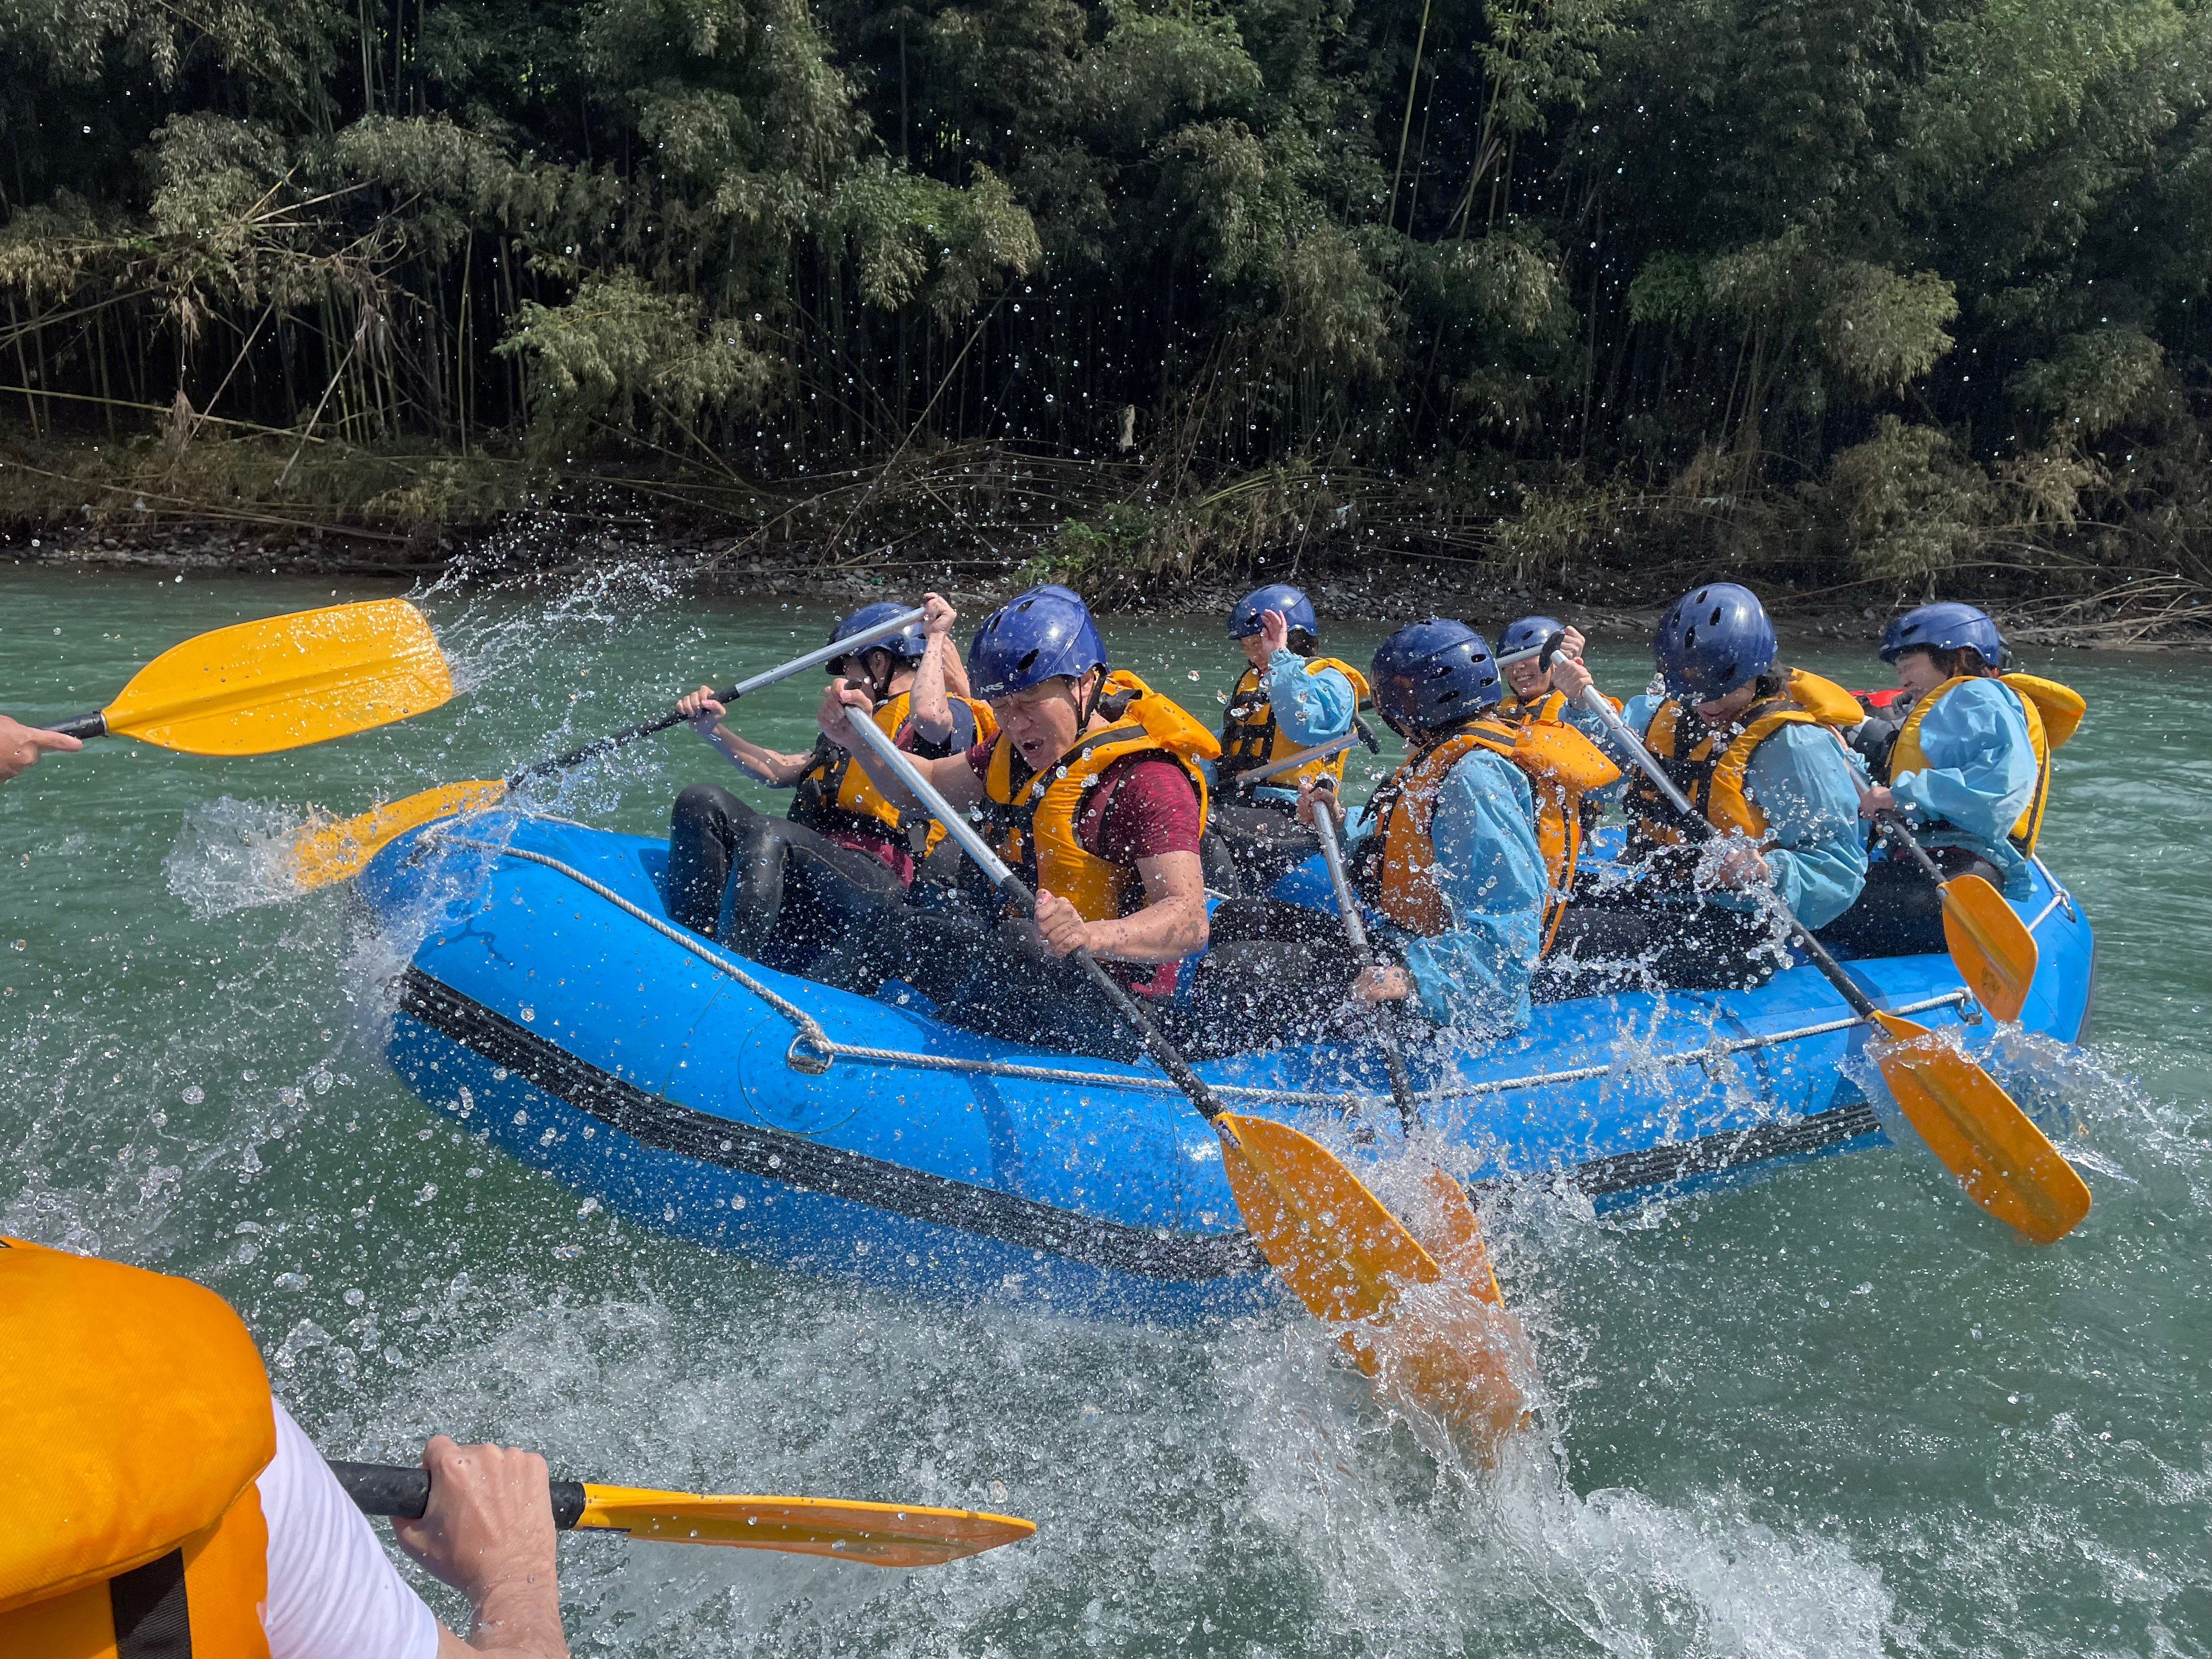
[360,815,2095,1318]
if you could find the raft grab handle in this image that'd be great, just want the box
[425,832,1972,1113]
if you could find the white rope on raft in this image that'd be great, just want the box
[427,833,1972,1112]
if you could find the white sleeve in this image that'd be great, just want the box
[259,1399,445,1659]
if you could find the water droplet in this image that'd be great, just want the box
[519,1006,535,1023]
[181,1085,204,1105]
[273,1271,308,1290]
[344,1288,365,1306]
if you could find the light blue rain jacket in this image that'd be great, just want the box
[1705,723,1870,929]
[1888,677,2040,895]
[1245,648,1358,806]
[1346,745,1547,1035]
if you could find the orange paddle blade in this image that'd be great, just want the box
[101,599,452,755]
[1215,1113,1530,1455]
[573,1485,1034,1567]
[1871,1013,2090,1244]
[1938,873,2039,1023]
[289,778,507,890]
[1404,1166,1503,1307]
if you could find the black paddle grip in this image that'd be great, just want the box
[330,1459,589,1529]
[1538,630,1568,672]
[44,710,106,741]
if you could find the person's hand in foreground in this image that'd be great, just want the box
[394,1435,569,1659]
[0,714,81,781]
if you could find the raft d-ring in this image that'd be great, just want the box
[785,1034,835,1075]
[1959,999,1985,1026]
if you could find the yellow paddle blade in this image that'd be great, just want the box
[1870,1013,2090,1245]
[290,779,507,890]
[1215,1114,1530,1456]
[100,599,452,755]
[1404,1166,1503,1307]
[573,1485,1035,1567]
[1939,873,2039,1024]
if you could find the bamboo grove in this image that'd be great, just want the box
[4,0,2212,606]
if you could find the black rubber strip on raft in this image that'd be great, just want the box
[396,968,1272,1282]
[396,968,1882,1275]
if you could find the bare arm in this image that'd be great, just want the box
[676,685,814,786]
[393,1437,568,1659]
[815,679,985,811]
[1034,851,1209,963]
[905,593,958,746]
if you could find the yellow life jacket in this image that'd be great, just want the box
[1625,669,1861,858]
[0,1237,273,1659]
[792,688,997,857]
[1217,657,1373,789]
[979,670,1219,923]
[1887,672,2083,856]
[1351,714,1616,947]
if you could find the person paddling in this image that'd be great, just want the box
[1547,583,1868,990]
[664,595,991,984]
[1820,602,2085,957]
[1495,615,1624,744]
[816,584,1216,1055]
[1288,619,1588,1037]
[1209,584,1372,893]
[0,1235,568,1659]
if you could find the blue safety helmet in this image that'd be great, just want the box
[1499,614,1566,659]
[829,601,929,665]
[1368,618,1503,735]
[966,584,1108,699]
[1653,583,1777,702]
[1227,582,1319,642]
[1880,601,2004,668]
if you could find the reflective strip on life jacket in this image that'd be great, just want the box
[1888,672,2080,855]
[0,1237,273,1658]
[981,670,1216,923]
[1217,657,1372,789]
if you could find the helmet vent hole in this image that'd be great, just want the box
[1014,649,1039,675]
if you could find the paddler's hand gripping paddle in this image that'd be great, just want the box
[290,606,929,888]
[1565,657,2088,1244]
[331,1460,1032,1567]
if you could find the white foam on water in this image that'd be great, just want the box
[165,795,325,917]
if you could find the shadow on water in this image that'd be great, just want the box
[3,562,2207,1652]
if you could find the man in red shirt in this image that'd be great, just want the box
[817,585,1216,1053]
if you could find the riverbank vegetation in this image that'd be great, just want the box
[4,0,2211,634]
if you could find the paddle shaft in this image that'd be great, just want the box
[1234,732,1358,789]
[331,1460,589,1529]
[838,706,1229,1122]
[1575,685,1885,1024]
[516,607,929,785]
[1307,784,1423,1132]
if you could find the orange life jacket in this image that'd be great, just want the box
[1887,672,2083,856]
[978,670,1218,923]
[1351,713,1617,947]
[1624,669,1861,861]
[792,688,997,857]
[0,1237,274,1659]
[1217,657,1374,790]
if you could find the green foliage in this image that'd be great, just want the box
[0,0,2209,595]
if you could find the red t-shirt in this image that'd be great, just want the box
[965,740,1203,995]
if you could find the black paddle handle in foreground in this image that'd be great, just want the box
[836,706,1229,1122]
[515,606,931,787]
[1573,683,1887,1025]
[44,710,110,740]
[329,1460,590,1529]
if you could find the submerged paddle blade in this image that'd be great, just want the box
[1404,1166,1503,1307]
[1216,1113,1530,1455]
[573,1486,1035,1567]
[100,599,453,755]
[1939,873,2039,1024]
[290,778,507,890]
[1870,1013,2090,1245]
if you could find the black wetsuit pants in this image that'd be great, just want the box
[1815,845,2004,960]
[1537,885,1787,997]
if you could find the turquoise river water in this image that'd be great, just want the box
[2,560,2206,1656]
